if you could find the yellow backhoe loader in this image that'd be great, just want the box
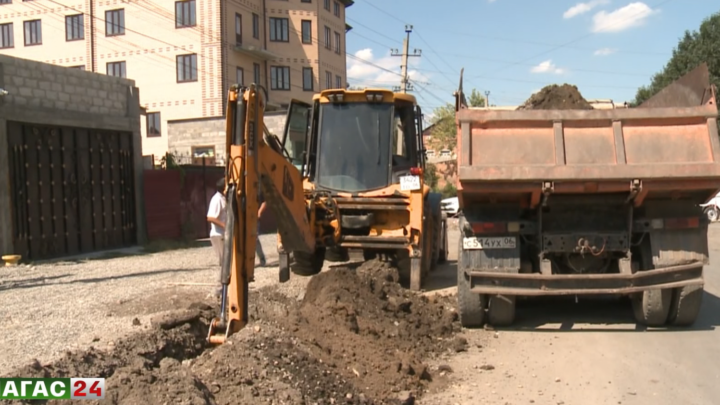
[207,83,448,344]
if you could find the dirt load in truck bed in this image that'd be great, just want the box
[4,260,464,405]
[516,83,594,110]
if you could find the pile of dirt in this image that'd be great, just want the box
[517,84,594,110]
[5,260,462,405]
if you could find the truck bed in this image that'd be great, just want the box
[456,104,720,181]
[455,91,720,207]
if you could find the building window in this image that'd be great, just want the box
[334,31,340,53]
[333,1,340,17]
[23,19,41,46]
[270,66,290,90]
[325,71,331,89]
[0,23,13,49]
[302,67,313,91]
[176,54,198,82]
[235,13,242,45]
[0,0,11,3]
[335,74,342,89]
[175,0,196,28]
[323,0,330,11]
[65,14,83,41]
[236,67,244,86]
[324,26,330,49]
[192,146,216,166]
[106,61,126,78]
[147,112,161,137]
[252,13,259,39]
[69,65,84,70]
[269,17,288,42]
[301,20,312,44]
[301,0,311,2]
[105,9,124,36]
[253,63,261,84]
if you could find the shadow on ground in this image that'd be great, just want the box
[488,291,720,333]
[0,268,208,292]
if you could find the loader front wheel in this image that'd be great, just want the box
[290,248,326,276]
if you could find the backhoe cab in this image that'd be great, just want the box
[277,88,448,290]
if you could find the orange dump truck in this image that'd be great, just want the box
[454,64,720,328]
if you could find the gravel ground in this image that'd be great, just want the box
[0,233,307,375]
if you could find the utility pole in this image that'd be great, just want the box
[484,91,490,109]
[391,25,421,93]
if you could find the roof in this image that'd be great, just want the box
[338,0,354,7]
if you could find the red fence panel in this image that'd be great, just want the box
[144,170,181,240]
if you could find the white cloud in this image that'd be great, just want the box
[592,2,656,33]
[530,60,566,75]
[346,48,429,89]
[563,0,610,19]
[594,47,617,56]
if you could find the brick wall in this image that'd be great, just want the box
[0,55,145,255]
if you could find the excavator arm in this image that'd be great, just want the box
[207,84,323,344]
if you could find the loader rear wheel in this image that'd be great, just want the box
[457,220,486,327]
[667,284,704,326]
[325,246,349,262]
[290,248,326,276]
[488,295,516,326]
[632,289,672,327]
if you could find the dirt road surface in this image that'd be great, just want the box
[420,224,720,405]
[3,223,720,404]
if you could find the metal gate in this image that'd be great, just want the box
[7,121,137,260]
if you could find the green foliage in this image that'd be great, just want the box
[633,11,720,105]
[428,88,485,150]
[441,182,457,199]
[424,163,439,190]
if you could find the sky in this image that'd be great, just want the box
[344,0,718,114]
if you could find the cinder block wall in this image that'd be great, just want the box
[166,110,289,161]
[0,55,146,255]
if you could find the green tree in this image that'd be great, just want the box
[441,182,457,199]
[424,163,439,190]
[427,88,485,150]
[633,11,720,106]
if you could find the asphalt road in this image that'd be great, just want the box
[421,223,720,405]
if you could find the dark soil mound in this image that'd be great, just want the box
[517,84,594,110]
[4,260,462,405]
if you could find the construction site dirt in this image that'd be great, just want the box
[3,260,466,405]
[516,83,594,110]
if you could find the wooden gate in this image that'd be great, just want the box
[7,121,137,260]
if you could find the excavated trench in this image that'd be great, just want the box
[5,260,464,405]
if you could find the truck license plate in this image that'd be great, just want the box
[463,236,516,250]
[399,175,421,191]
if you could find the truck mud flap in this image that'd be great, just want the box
[467,261,703,296]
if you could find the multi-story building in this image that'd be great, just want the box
[0,0,353,162]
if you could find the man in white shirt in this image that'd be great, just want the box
[207,178,227,297]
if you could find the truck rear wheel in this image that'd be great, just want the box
[457,221,486,327]
[667,284,704,326]
[488,295,516,326]
[632,289,672,327]
[290,248,326,276]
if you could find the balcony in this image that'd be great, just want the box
[233,41,278,61]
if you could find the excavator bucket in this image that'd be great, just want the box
[638,62,716,108]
